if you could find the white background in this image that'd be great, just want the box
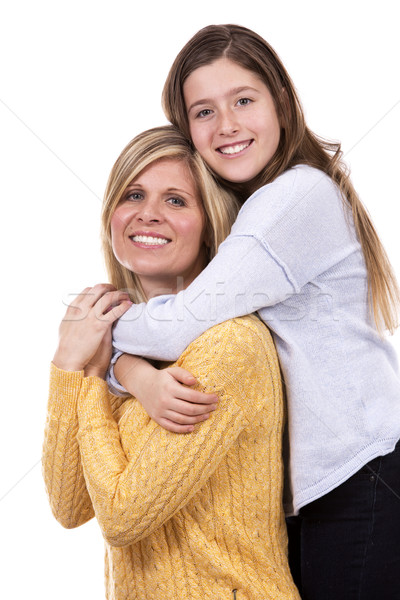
[1,1,399,598]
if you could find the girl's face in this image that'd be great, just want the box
[184,57,281,184]
[111,158,207,298]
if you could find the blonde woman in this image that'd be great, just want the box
[43,126,300,600]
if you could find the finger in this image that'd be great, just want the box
[158,418,195,434]
[64,284,117,319]
[164,410,212,425]
[94,291,132,319]
[107,299,133,321]
[165,398,218,417]
[87,283,118,307]
[172,386,219,406]
[62,287,93,320]
[166,366,197,385]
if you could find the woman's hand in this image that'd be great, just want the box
[84,327,113,379]
[53,284,132,378]
[114,356,219,433]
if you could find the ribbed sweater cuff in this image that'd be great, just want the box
[48,362,84,417]
[78,376,114,426]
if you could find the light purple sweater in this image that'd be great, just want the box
[110,165,400,515]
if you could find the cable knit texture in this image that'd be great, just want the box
[43,316,300,599]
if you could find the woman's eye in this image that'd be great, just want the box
[237,97,252,107]
[167,197,185,207]
[125,191,143,201]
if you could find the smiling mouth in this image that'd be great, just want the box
[130,235,170,246]
[217,140,253,156]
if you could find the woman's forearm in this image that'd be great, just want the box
[42,364,94,528]
[77,374,246,547]
[77,319,273,547]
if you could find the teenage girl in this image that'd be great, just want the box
[108,25,400,600]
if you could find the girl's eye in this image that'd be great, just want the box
[167,197,185,207]
[196,108,213,119]
[237,97,252,107]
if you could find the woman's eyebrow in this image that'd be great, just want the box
[127,184,195,198]
[126,183,144,190]
[166,187,195,198]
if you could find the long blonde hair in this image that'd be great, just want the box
[162,24,399,333]
[101,125,239,303]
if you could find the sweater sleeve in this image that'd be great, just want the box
[78,318,280,548]
[42,364,94,528]
[42,363,126,529]
[110,166,357,364]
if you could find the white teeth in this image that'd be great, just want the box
[219,142,250,155]
[131,235,169,245]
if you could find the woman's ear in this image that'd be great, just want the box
[203,223,213,250]
[202,226,214,263]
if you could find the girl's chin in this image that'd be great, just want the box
[212,160,259,184]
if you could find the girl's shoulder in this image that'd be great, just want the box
[254,164,338,203]
[234,165,344,236]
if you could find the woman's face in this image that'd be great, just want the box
[183,57,281,184]
[111,158,207,298]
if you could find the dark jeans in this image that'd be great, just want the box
[286,440,400,600]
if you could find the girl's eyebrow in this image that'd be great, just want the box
[187,86,260,113]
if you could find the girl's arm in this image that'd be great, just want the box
[112,234,287,361]
[113,354,219,433]
[112,167,351,361]
[77,318,277,547]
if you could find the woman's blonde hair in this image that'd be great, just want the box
[101,125,239,303]
[162,24,399,333]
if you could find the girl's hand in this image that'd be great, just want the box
[53,284,132,377]
[114,356,219,433]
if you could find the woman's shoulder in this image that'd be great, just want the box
[187,314,274,346]
[180,316,280,377]
[177,316,283,413]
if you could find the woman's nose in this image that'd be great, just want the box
[135,199,163,223]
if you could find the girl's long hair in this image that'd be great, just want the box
[162,24,399,333]
[101,125,239,303]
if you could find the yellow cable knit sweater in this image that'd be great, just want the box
[43,316,300,600]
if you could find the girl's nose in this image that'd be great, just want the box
[217,109,239,136]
